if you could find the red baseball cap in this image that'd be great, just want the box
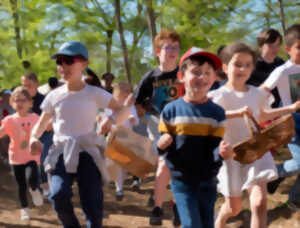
[179,47,222,70]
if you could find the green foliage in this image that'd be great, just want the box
[0,0,299,89]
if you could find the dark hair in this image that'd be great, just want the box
[285,24,300,47]
[85,68,102,88]
[102,72,115,81]
[48,77,59,89]
[154,29,181,50]
[220,42,257,65]
[180,55,217,76]
[22,72,38,83]
[257,28,282,47]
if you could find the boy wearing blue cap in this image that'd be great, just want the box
[29,41,127,228]
[157,47,234,228]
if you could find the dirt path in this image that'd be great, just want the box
[0,148,300,227]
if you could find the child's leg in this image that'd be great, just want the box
[12,164,28,208]
[115,169,126,192]
[215,196,243,228]
[247,183,267,228]
[197,179,218,228]
[154,157,170,207]
[27,161,40,191]
[170,178,201,228]
[49,155,80,228]
[77,152,103,228]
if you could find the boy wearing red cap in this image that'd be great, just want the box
[156,47,233,228]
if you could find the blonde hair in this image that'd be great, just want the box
[10,86,33,107]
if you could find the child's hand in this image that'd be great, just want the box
[157,133,173,150]
[98,117,113,135]
[128,115,136,126]
[239,106,253,117]
[219,141,234,160]
[124,93,135,107]
[30,138,43,155]
[291,100,300,112]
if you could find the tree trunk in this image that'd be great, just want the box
[9,0,22,59]
[278,0,286,34]
[106,30,113,73]
[144,0,157,44]
[114,0,132,85]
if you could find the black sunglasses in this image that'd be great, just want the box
[56,56,83,65]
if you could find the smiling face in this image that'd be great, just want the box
[260,37,281,62]
[155,39,180,66]
[224,52,254,88]
[286,40,300,65]
[180,61,216,103]
[56,55,88,82]
[11,93,32,115]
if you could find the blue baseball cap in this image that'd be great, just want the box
[51,41,88,60]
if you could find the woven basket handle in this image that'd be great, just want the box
[243,113,262,137]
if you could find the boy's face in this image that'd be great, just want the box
[21,77,38,97]
[179,62,216,100]
[286,40,300,64]
[260,38,281,61]
[155,39,180,65]
[11,94,32,113]
[56,55,88,82]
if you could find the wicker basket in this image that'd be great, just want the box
[233,113,295,164]
[104,126,157,178]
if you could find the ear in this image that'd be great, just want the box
[222,63,228,74]
[154,48,161,57]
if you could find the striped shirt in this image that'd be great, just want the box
[158,98,225,183]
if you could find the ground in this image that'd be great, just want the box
[0,147,300,228]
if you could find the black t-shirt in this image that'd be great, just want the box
[134,67,184,114]
[32,92,45,115]
[247,57,285,108]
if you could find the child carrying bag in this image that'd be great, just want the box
[233,113,295,164]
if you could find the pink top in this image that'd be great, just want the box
[1,113,40,165]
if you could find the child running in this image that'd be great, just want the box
[209,42,300,228]
[0,87,43,221]
[29,41,129,228]
[103,82,139,201]
[156,47,234,228]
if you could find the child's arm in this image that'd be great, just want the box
[219,141,234,160]
[0,125,7,138]
[225,106,253,119]
[157,133,173,151]
[259,101,300,122]
[30,112,52,155]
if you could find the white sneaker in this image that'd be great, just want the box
[29,188,44,206]
[20,208,30,220]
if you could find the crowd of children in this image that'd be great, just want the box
[1,23,300,228]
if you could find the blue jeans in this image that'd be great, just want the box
[40,131,53,183]
[171,178,217,228]
[49,152,103,228]
[277,113,300,202]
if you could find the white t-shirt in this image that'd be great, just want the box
[264,60,300,106]
[41,84,112,142]
[208,85,270,144]
[104,106,139,129]
[208,85,277,196]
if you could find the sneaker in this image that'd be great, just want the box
[29,188,44,206]
[267,177,285,194]
[147,192,155,207]
[172,203,181,227]
[149,206,163,226]
[132,179,141,191]
[287,200,300,211]
[20,208,30,220]
[115,190,124,201]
